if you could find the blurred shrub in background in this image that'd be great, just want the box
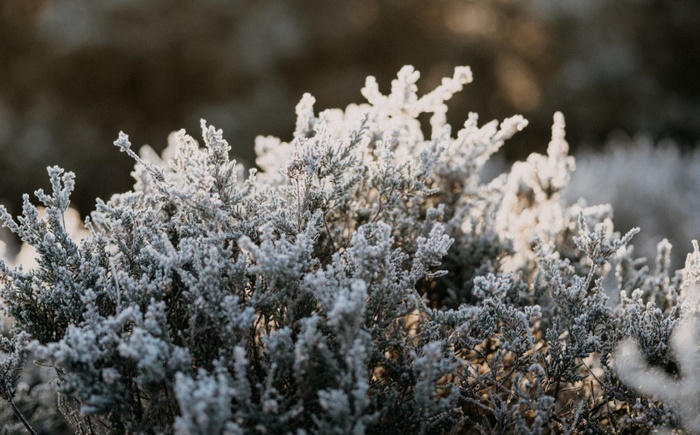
[565,137,700,270]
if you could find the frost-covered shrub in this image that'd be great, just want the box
[613,240,700,433]
[0,66,698,433]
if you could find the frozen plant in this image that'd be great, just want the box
[615,241,700,432]
[0,65,698,433]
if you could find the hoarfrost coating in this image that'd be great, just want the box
[0,65,697,433]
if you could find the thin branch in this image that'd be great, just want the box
[8,399,37,435]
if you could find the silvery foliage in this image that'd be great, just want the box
[0,66,697,433]
[614,241,700,433]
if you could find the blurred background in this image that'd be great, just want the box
[1,0,700,264]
